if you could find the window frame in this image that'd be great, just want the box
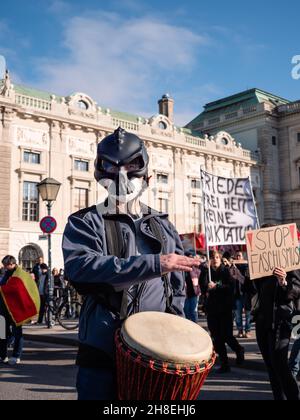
[23,150,41,165]
[22,181,39,222]
[74,159,89,172]
[156,173,169,185]
[191,179,201,190]
[74,187,89,211]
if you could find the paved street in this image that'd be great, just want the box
[199,368,273,400]
[0,341,275,400]
[0,342,77,400]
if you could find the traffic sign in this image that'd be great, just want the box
[40,216,57,234]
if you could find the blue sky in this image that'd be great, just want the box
[0,0,300,125]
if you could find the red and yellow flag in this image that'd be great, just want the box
[0,266,41,326]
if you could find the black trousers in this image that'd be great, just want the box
[0,301,23,360]
[256,321,300,401]
[38,295,46,324]
[207,311,243,366]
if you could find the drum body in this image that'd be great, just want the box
[115,312,215,400]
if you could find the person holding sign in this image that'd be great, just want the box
[251,243,300,398]
[247,223,300,400]
[200,251,245,373]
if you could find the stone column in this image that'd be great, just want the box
[173,147,185,233]
[258,124,282,224]
[205,155,213,173]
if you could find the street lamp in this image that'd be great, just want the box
[37,178,61,329]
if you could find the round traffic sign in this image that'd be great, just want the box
[40,216,57,234]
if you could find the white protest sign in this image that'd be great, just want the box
[246,223,300,280]
[201,170,258,246]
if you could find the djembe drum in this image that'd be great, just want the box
[115,312,215,400]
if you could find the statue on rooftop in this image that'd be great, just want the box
[1,69,12,97]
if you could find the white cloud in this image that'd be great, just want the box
[35,12,210,121]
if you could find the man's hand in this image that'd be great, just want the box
[273,267,288,287]
[160,254,200,274]
[208,282,217,290]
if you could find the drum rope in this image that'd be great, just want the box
[115,329,216,400]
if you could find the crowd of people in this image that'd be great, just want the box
[184,247,300,400]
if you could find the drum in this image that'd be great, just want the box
[115,312,215,400]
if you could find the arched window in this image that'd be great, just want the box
[77,100,89,111]
[19,244,43,272]
[158,121,167,130]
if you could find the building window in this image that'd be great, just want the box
[77,100,88,110]
[192,202,201,233]
[272,136,277,146]
[19,244,43,272]
[74,188,88,211]
[221,137,229,145]
[299,167,300,184]
[297,133,300,143]
[74,159,89,172]
[191,179,201,189]
[24,151,40,164]
[22,182,39,222]
[157,173,169,184]
[158,198,169,213]
[158,121,167,130]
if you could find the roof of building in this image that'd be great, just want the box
[3,81,167,127]
[186,88,291,129]
[14,84,63,102]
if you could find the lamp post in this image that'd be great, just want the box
[37,178,61,329]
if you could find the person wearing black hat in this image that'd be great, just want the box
[62,127,199,400]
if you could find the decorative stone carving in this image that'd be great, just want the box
[151,152,173,172]
[185,159,202,177]
[67,136,96,158]
[14,125,49,149]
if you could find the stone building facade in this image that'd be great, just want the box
[0,75,259,269]
[187,88,300,227]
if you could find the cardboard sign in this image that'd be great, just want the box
[201,170,258,246]
[246,223,300,280]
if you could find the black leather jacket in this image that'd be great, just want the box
[252,270,300,329]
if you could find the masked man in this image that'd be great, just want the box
[62,127,199,400]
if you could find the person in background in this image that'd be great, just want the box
[184,253,201,323]
[37,263,49,325]
[200,250,245,373]
[53,268,64,299]
[231,251,256,339]
[0,256,24,366]
[32,257,44,285]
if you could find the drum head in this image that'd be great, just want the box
[121,312,213,364]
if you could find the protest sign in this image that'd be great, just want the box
[201,170,258,246]
[246,223,300,280]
